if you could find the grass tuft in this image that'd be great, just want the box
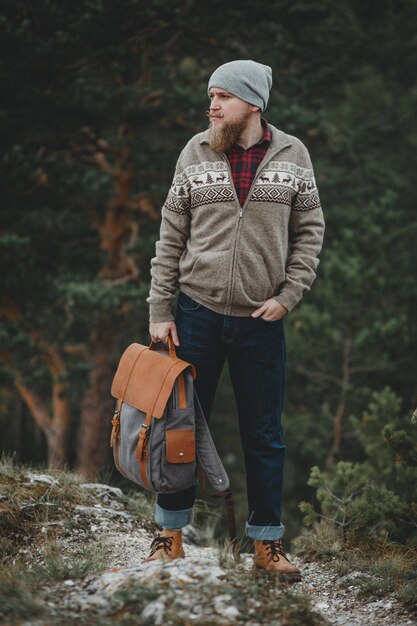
[26,540,108,582]
[293,519,417,613]
[292,520,344,559]
[0,451,97,553]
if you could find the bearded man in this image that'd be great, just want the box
[145,60,325,581]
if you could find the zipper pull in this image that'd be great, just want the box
[239,208,243,218]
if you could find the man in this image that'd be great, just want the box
[145,60,325,580]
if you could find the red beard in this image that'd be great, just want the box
[208,114,251,152]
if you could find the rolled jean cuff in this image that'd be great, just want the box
[154,503,194,530]
[245,522,285,540]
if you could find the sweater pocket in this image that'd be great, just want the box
[233,249,277,306]
[179,250,231,304]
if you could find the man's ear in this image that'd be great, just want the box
[250,105,261,113]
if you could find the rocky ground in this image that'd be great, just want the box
[1,471,416,626]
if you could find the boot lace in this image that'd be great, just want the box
[148,535,174,557]
[262,539,291,563]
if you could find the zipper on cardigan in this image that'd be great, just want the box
[221,152,272,314]
[218,141,291,315]
[218,154,243,315]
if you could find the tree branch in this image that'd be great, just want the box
[14,379,54,439]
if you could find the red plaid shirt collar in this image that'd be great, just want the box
[226,117,271,207]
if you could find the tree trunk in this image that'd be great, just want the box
[75,317,115,480]
[326,335,352,468]
[48,345,71,469]
[15,372,70,469]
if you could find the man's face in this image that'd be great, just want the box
[208,88,253,125]
[207,88,254,151]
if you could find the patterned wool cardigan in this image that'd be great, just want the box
[147,123,325,323]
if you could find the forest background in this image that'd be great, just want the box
[1,0,416,546]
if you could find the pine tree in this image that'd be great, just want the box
[300,389,417,542]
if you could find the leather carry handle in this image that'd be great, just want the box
[149,334,177,359]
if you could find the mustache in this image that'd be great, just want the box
[205,110,224,118]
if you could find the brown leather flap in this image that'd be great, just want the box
[166,429,195,463]
[111,343,196,419]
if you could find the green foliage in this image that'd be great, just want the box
[300,389,417,542]
[300,462,401,539]
[350,387,417,510]
[383,424,417,468]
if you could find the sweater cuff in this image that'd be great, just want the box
[273,286,303,313]
[149,303,175,324]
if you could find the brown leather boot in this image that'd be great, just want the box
[143,529,185,562]
[253,539,301,582]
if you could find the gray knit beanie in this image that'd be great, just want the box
[208,60,273,112]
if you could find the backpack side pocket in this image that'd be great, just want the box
[166,429,195,463]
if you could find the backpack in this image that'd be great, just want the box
[109,337,239,555]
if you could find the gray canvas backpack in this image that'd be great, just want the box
[110,338,238,554]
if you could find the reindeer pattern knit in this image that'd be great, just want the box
[147,124,325,323]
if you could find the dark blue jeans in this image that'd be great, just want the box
[154,291,286,540]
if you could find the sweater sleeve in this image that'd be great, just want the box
[146,154,191,323]
[273,147,325,312]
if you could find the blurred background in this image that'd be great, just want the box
[1,0,416,543]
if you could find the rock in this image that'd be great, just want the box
[108,500,124,510]
[80,483,124,499]
[315,601,330,610]
[338,571,381,585]
[182,523,204,545]
[223,606,241,619]
[213,594,240,619]
[74,505,134,522]
[25,472,59,486]
[140,600,165,625]
[64,556,228,614]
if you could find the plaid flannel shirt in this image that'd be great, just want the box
[226,118,271,207]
